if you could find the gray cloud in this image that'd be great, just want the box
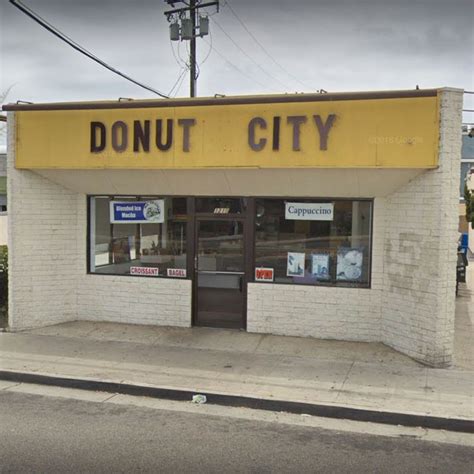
[0,0,472,107]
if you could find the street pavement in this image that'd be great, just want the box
[0,387,472,474]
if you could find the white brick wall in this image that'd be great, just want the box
[77,275,191,327]
[7,113,81,330]
[381,89,462,367]
[247,284,382,341]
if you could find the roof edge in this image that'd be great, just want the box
[2,88,440,112]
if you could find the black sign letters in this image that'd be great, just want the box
[90,119,196,154]
[248,114,336,152]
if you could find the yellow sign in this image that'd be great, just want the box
[14,95,439,169]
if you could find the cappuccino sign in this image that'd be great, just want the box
[285,202,334,221]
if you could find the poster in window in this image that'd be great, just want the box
[336,248,363,281]
[311,253,330,280]
[287,252,305,277]
[110,200,165,224]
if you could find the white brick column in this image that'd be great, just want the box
[381,89,463,367]
[7,112,81,330]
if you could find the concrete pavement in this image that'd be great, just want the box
[1,320,473,427]
[0,262,472,431]
[2,389,473,473]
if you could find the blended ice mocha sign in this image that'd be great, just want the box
[110,200,165,224]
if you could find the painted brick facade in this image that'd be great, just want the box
[77,274,191,327]
[381,89,462,366]
[6,89,462,366]
[7,115,81,329]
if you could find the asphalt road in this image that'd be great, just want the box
[0,390,472,474]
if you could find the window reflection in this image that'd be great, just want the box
[255,199,371,286]
[90,196,187,277]
[198,220,244,273]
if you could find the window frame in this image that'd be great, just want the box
[86,195,374,288]
[87,195,190,279]
[251,197,374,289]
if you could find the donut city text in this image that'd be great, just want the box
[89,114,336,154]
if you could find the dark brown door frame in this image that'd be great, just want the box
[188,197,255,330]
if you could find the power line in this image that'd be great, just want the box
[168,67,188,96]
[168,39,192,94]
[10,0,169,98]
[209,17,292,91]
[222,0,316,91]
[199,27,214,67]
[172,66,189,97]
[202,38,274,92]
[170,40,188,70]
[164,0,219,97]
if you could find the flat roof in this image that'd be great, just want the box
[2,88,441,112]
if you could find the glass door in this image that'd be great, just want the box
[195,219,245,328]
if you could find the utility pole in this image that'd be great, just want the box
[189,0,197,97]
[164,1,219,98]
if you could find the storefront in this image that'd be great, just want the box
[4,88,463,366]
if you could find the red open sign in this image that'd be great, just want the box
[255,268,274,282]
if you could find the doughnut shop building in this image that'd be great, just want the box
[4,88,463,367]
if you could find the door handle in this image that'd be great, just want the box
[239,276,243,292]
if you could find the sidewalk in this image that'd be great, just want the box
[0,268,473,431]
[454,259,474,370]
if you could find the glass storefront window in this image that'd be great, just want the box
[89,196,187,277]
[255,199,372,287]
[88,196,372,286]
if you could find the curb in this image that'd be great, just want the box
[0,370,472,434]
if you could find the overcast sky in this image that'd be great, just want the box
[0,0,473,150]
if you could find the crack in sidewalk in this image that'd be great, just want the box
[1,382,22,391]
[335,361,356,399]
